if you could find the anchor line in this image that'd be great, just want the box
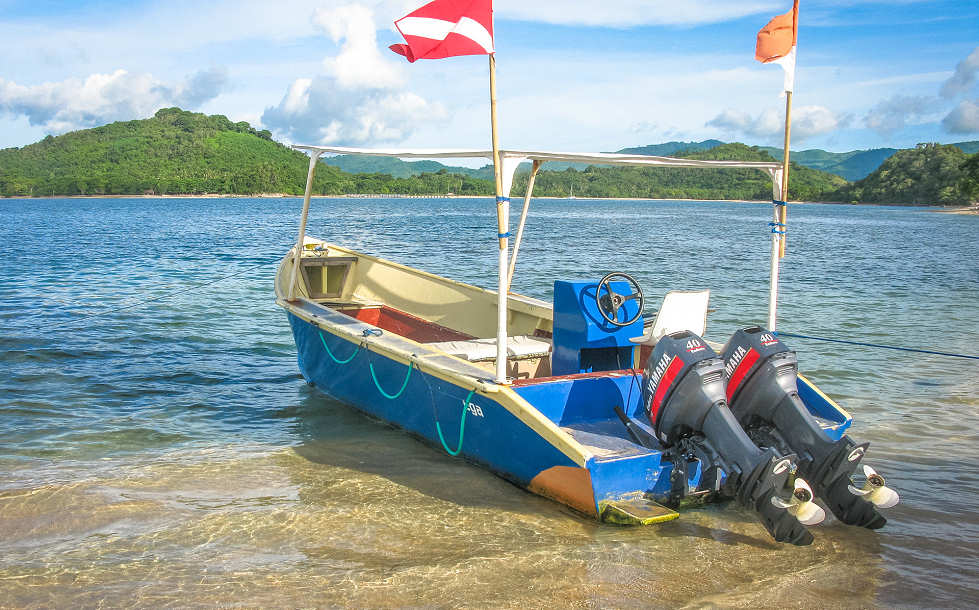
[775,331,979,361]
[436,388,477,457]
[415,360,475,457]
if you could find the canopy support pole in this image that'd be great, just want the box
[288,152,321,301]
[489,53,509,385]
[768,168,783,330]
[779,90,793,258]
[507,159,541,290]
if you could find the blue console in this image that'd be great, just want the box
[551,280,643,376]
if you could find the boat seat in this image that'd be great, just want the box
[630,289,710,346]
[427,335,552,362]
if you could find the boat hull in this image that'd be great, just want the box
[288,312,607,518]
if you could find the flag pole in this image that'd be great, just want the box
[489,52,509,384]
[779,90,792,258]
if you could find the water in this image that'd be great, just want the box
[1,196,976,607]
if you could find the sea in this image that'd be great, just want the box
[1,196,977,608]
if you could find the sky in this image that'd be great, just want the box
[1,0,978,155]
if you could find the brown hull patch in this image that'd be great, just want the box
[528,466,597,518]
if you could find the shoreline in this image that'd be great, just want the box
[2,192,974,209]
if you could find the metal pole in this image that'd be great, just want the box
[768,169,783,330]
[288,152,320,301]
[489,53,509,384]
[779,90,793,258]
[507,159,541,290]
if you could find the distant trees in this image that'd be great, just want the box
[1,108,973,205]
[960,154,979,203]
[833,143,974,205]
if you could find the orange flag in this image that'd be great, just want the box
[755,0,799,92]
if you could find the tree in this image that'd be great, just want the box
[959,154,979,203]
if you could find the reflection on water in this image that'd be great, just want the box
[0,197,976,607]
[0,396,887,608]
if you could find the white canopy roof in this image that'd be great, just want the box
[293,145,782,171]
[294,145,783,198]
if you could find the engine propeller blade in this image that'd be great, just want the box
[770,478,826,525]
[847,465,900,509]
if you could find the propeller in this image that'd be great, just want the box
[771,478,826,525]
[848,465,899,509]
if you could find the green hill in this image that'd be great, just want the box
[758,146,898,181]
[510,143,846,201]
[0,111,851,201]
[0,108,496,197]
[616,140,725,156]
[323,154,488,179]
[832,143,976,205]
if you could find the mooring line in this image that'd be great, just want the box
[776,331,979,360]
[436,388,477,456]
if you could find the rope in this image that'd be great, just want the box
[369,360,414,399]
[776,331,979,361]
[436,388,477,456]
[318,330,359,364]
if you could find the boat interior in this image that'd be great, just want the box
[281,239,846,461]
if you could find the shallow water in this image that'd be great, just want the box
[1,196,977,607]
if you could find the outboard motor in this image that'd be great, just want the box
[642,331,816,545]
[721,327,898,529]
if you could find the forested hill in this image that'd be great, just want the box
[832,143,978,205]
[511,143,846,201]
[0,108,494,197]
[0,110,848,200]
[1,108,319,196]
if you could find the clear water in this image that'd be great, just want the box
[1,196,976,607]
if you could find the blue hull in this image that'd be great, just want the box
[290,313,583,491]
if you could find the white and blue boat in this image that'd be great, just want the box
[275,147,898,545]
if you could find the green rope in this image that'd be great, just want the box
[318,331,360,364]
[369,360,414,399]
[436,388,476,456]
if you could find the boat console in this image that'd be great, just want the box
[551,277,644,375]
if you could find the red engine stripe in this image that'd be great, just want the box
[726,348,760,402]
[650,356,685,418]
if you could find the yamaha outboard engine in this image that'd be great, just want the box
[721,327,898,529]
[642,331,815,545]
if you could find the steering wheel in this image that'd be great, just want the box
[595,272,645,327]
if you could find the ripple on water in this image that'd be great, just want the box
[0,197,976,606]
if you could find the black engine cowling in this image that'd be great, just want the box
[721,326,887,529]
[642,331,814,545]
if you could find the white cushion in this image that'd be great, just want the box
[428,335,552,362]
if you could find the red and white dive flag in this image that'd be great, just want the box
[755,0,799,92]
[389,0,494,63]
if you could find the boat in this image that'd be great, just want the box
[275,147,899,545]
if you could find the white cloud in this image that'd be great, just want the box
[314,4,404,90]
[863,94,936,135]
[0,68,228,134]
[940,47,979,99]
[706,105,845,140]
[942,99,979,134]
[262,4,444,145]
[706,108,781,138]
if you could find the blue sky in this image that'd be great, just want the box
[1,0,977,154]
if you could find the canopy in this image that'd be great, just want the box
[288,144,787,384]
